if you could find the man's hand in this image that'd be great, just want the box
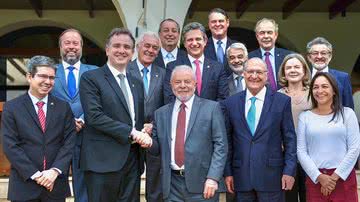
[317,174,336,194]
[75,118,84,132]
[203,178,218,199]
[131,129,152,148]
[35,169,59,191]
[142,123,153,136]
[282,175,295,190]
[225,176,235,194]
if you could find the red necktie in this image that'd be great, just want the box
[175,103,186,167]
[194,59,202,95]
[36,101,46,170]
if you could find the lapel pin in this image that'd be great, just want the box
[207,65,210,68]
[50,102,54,106]
[132,84,135,87]
[156,74,159,77]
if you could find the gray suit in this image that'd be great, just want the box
[150,96,228,201]
[128,60,166,202]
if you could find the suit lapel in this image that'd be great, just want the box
[228,75,236,95]
[240,91,253,138]
[274,48,282,76]
[253,89,273,139]
[148,66,159,99]
[57,64,71,98]
[200,59,211,94]
[166,103,175,151]
[185,96,201,141]
[45,95,56,133]
[75,64,88,97]
[23,94,45,133]
[127,74,140,122]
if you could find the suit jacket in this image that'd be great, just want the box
[153,48,187,69]
[52,63,97,145]
[221,89,297,191]
[164,55,228,104]
[127,60,166,122]
[204,37,237,76]
[227,74,245,96]
[1,94,76,200]
[328,68,354,109]
[79,64,145,173]
[149,96,228,199]
[248,47,292,89]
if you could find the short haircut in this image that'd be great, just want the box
[226,42,248,59]
[278,53,311,88]
[243,57,267,71]
[208,8,229,19]
[170,65,196,82]
[182,22,207,42]
[58,28,83,47]
[27,55,57,77]
[136,31,160,48]
[105,28,135,49]
[306,37,333,53]
[255,18,279,33]
[158,18,180,33]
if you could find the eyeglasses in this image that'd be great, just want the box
[245,70,267,76]
[309,51,331,57]
[35,74,56,81]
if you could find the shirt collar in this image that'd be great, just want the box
[161,47,178,59]
[312,66,329,77]
[232,72,244,80]
[260,47,275,57]
[136,59,152,73]
[246,86,267,102]
[62,60,81,70]
[212,37,228,48]
[188,54,205,64]
[107,62,127,78]
[28,91,49,106]
[174,94,195,111]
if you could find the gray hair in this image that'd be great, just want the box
[170,65,196,82]
[243,57,267,71]
[226,42,248,59]
[255,18,279,33]
[136,31,160,48]
[182,22,207,42]
[26,55,57,77]
[306,37,333,53]
[158,18,180,33]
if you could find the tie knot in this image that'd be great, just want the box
[118,73,125,80]
[217,40,223,45]
[180,103,186,110]
[236,75,243,81]
[68,66,75,71]
[36,101,45,108]
[142,68,149,74]
[166,52,174,59]
[264,52,271,56]
[194,59,200,66]
[250,97,256,104]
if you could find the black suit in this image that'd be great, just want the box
[164,55,228,104]
[2,93,76,201]
[153,48,187,69]
[204,37,237,76]
[127,60,166,202]
[79,64,145,201]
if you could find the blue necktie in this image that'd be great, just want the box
[142,68,149,95]
[247,97,257,135]
[216,40,224,64]
[67,66,76,98]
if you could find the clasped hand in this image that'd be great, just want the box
[132,129,152,148]
[35,169,59,192]
[317,173,339,196]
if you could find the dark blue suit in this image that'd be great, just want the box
[328,68,354,109]
[221,89,297,199]
[153,49,187,69]
[204,37,237,76]
[248,47,292,89]
[52,63,97,202]
[164,55,228,104]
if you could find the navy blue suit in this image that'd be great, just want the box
[52,63,97,202]
[248,47,292,89]
[153,49,187,69]
[164,55,228,104]
[204,37,237,76]
[221,89,297,196]
[328,68,354,109]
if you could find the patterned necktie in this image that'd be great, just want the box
[216,40,224,64]
[36,101,47,170]
[142,68,149,95]
[67,66,76,98]
[165,52,175,66]
[236,76,243,92]
[264,52,277,91]
[247,97,257,135]
[118,74,131,111]
[194,59,202,95]
[175,103,186,167]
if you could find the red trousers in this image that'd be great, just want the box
[306,168,358,202]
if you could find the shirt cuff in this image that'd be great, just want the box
[30,171,42,180]
[51,167,62,175]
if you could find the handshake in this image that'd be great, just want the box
[131,123,153,148]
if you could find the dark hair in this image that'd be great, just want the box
[309,72,344,122]
[208,8,229,19]
[105,28,135,49]
[158,18,180,33]
[27,55,57,77]
[58,28,83,47]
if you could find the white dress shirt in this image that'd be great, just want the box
[62,60,81,88]
[136,59,152,87]
[260,47,277,83]
[311,66,329,78]
[245,87,266,131]
[170,95,195,170]
[107,63,136,127]
[212,37,227,54]
[161,47,178,66]
[188,54,205,75]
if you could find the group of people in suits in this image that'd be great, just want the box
[1,6,358,202]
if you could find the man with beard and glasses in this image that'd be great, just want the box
[205,8,237,76]
[306,37,354,109]
[249,18,292,92]
[52,28,97,202]
[153,18,187,68]
[227,42,248,96]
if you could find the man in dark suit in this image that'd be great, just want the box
[306,37,354,109]
[150,65,228,201]
[153,18,187,68]
[226,42,248,96]
[164,22,228,104]
[205,8,237,76]
[79,28,152,202]
[221,58,297,202]
[52,28,97,202]
[2,55,76,202]
[248,18,292,91]
[127,31,166,202]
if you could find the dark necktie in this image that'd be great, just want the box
[216,40,224,63]
[118,74,131,111]
[236,76,243,92]
[36,101,47,170]
[67,66,76,98]
[175,103,186,167]
[264,52,277,91]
